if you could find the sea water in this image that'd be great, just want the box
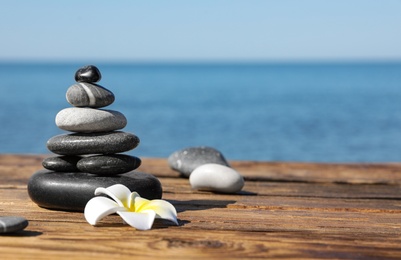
[0,62,401,162]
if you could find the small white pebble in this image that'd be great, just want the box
[189,163,244,193]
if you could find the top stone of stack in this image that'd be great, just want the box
[75,65,102,83]
[66,65,114,108]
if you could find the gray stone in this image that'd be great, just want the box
[77,154,141,175]
[168,146,230,177]
[66,82,114,108]
[28,170,162,212]
[189,163,244,193]
[55,107,127,133]
[42,155,82,172]
[75,65,102,83]
[0,216,29,233]
[47,131,140,155]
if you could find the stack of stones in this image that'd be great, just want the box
[28,65,162,212]
[45,65,141,175]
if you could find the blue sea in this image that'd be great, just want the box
[1,62,401,162]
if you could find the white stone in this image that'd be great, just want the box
[56,107,127,133]
[189,163,244,193]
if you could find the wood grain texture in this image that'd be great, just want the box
[0,154,401,259]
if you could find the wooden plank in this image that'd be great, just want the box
[160,177,401,199]
[1,226,400,259]
[230,160,401,184]
[1,154,401,259]
[139,157,401,184]
[3,154,401,184]
[1,188,401,259]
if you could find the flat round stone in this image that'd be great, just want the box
[47,131,140,155]
[168,146,230,177]
[189,163,244,193]
[74,65,102,83]
[77,154,141,175]
[66,82,114,108]
[56,108,127,133]
[42,155,82,172]
[0,216,29,234]
[28,170,162,212]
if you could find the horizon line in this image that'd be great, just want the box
[0,58,401,65]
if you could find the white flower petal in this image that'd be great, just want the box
[135,199,178,225]
[117,210,156,230]
[85,184,179,230]
[94,184,132,207]
[127,191,142,211]
[84,196,126,225]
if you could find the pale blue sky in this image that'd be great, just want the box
[1,0,400,62]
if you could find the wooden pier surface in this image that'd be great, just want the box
[0,154,401,259]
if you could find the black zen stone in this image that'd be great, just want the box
[0,216,29,233]
[42,155,82,172]
[75,65,102,83]
[28,170,162,212]
[167,146,230,177]
[47,131,140,155]
[66,83,115,108]
[77,154,141,175]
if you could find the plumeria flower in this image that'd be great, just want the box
[84,184,178,230]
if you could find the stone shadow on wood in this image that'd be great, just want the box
[166,199,237,228]
[0,230,43,237]
[168,199,237,213]
[94,219,184,230]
